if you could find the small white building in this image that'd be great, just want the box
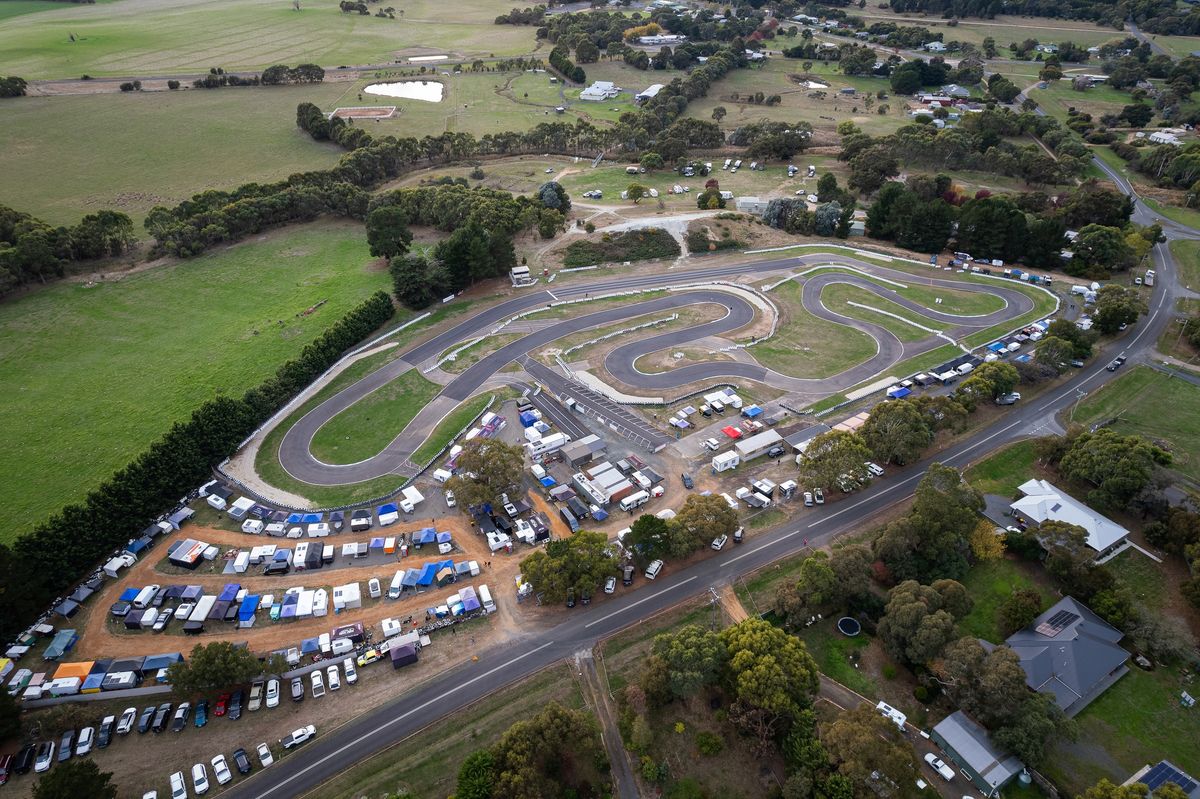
[1010,479,1130,559]
[635,83,664,104]
[924,41,947,52]
[1149,131,1182,146]
[637,34,686,46]
[735,196,768,215]
[579,81,620,101]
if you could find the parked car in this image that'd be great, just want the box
[151,702,172,733]
[566,589,576,608]
[232,747,252,775]
[814,487,825,505]
[281,725,316,750]
[326,664,341,691]
[291,677,305,702]
[622,564,635,586]
[75,726,94,756]
[265,677,280,708]
[137,706,156,734]
[194,699,208,728]
[865,461,885,477]
[58,730,74,762]
[803,491,814,507]
[229,689,244,720]
[1070,359,1085,368]
[153,612,171,631]
[581,590,591,605]
[342,658,358,685]
[733,526,744,544]
[356,649,383,668]
[681,473,694,489]
[214,693,230,717]
[712,534,728,550]
[116,707,138,736]
[169,771,187,799]
[34,742,54,773]
[256,743,274,768]
[767,445,786,459]
[604,576,617,594]
[211,754,232,785]
[248,677,264,711]
[702,437,720,451]
[191,762,209,795]
[310,670,326,698]
[171,702,191,732]
[97,715,115,748]
[445,490,456,508]
[0,754,11,786]
[924,753,955,781]
[14,744,36,775]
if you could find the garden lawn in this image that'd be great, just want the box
[1071,365,1200,481]
[0,86,345,226]
[965,439,1038,497]
[308,369,441,465]
[410,393,493,467]
[0,0,535,78]
[757,280,878,378]
[0,221,389,538]
[957,558,1056,643]
[797,618,877,699]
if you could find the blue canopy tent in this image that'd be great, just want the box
[217,584,240,602]
[300,637,320,654]
[987,341,1006,353]
[181,585,203,600]
[540,476,556,487]
[401,569,421,589]
[887,386,912,399]
[412,528,437,545]
[416,564,438,586]
[141,653,183,672]
[743,405,763,418]
[301,513,322,524]
[44,629,78,660]
[82,673,105,693]
[376,503,398,516]
[435,531,453,544]
[286,513,304,525]
[118,588,140,602]
[249,504,272,519]
[125,538,151,555]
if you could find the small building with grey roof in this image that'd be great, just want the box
[930,711,1024,796]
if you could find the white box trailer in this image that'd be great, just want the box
[313,589,328,617]
[712,451,740,472]
[307,523,330,537]
[103,553,136,578]
[189,595,216,623]
[525,432,570,456]
[265,522,286,536]
[241,519,264,534]
[479,584,495,613]
[619,490,650,512]
[46,677,82,697]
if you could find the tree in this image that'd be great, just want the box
[445,438,525,508]
[816,172,840,203]
[799,430,873,492]
[0,688,20,741]
[877,579,971,666]
[876,463,981,582]
[454,750,495,799]
[1035,336,1076,373]
[537,181,571,213]
[775,551,840,628]
[490,701,606,798]
[625,513,670,565]
[848,146,900,195]
[969,520,1005,562]
[998,588,1044,635]
[626,183,647,203]
[365,205,412,259]
[166,641,265,698]
[823,705,920,799]
[1093,285,1146,334]
[1079,780,1152,799]
[954,197,1028,262]
[1058,429,1170,509]
[1047,319,1097,359]
[667,494,738,558]
[640,152,665,171]
[861,399,933,465]
[712,106,727,123]
[389,253,441,310]
[720,618,819,742]
[1070,224,1134,278]
[973,361,1019,397]
[32,759,117,799]
[651,624,725,698]
[520,531,618,603]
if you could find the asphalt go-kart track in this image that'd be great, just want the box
[227,174,1184,798]
[274,252,1038,486]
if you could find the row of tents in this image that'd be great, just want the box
[5,652,182,701]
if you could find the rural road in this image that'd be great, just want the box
[275,254,1044,485]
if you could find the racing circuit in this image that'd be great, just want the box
[264,252,1048,489]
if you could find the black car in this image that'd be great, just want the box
[580,590,591,605]
[57,730,74,762]
[13,744,36,775]
[170,702,191,732]
[566,589,576,608]
[151,702,172,733]
[97,717,114,749]
[232,747,252,775]
[622,565,635,586]
[137,705,156,734]
[767,446,786,459]
[229,689,244,720]
[681,473,694,490]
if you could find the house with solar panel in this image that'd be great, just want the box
[930,711,1025,797]
[1125,761,1199,799]
[1010,479,1131,561]
[993,596,1129,717]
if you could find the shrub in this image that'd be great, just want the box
[695,730,724,756]
[584,221,595,234]
[913,685,929,702]
[882,664,897,680]
[469,166,485,180]
[561,228,680,267]
[167,80,180,90]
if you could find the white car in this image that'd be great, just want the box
[265,677,280,708]
[144,792,158,799]
[211,755,232,785]
[702,437,720,451]
[924,753,955,781]
[256,743,274,768]
[191,762,210,795]
[803,491,814,507]
[342,657,358,685]
[604,576,617,594]
[169,771,188,799]
[174,603,193,620]
[444,490,456,508]
[711,534,728,550]
[75,726,94,756]
[865,461,884,477]
[34,741,54,773]
[326,664,341,691]
[116,707,138,735]
[310,670,325,698]
[281,725,316,750]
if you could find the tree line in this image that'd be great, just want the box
[493,6,545,25]
[0,291,395,643]
[888,0,1199,36]
[0,205,135,296]
[549,44,585,84]
[191,63,324,89]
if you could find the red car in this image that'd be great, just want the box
[214,693,231,717]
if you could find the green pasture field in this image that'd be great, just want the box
[0,221,389,538]
[0,0,114,22]
[1144,197,1200,232]
[819,282,941,342]
[1153,35,1200,59]
[1029,79,1132,120]
[409,393,493,467]
[1069,365,1200,481]
[308,368,441,465]
[0,85,346,225]
[556,160,800,212]
[1172,239,1200,291]
[756,280,878,378]
[843,8,1124,49]
[0,0,538,78]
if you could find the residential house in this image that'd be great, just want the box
[1149,131,1182,146]
[1035,43,1059,53]
[635,83,664,104]
[579,81,620,101]
[941,83,971,97]
[924,41,948,52]
[1123,761,1200,799]
[1010,478,1130,559]
[931,712,1025,797]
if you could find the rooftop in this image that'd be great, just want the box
[1011,478,1129,552]
[932,711,1024,792]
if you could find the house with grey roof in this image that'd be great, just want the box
[1124,761,1200,799]
[1000,596,1129,717]
[931,711,1024,797]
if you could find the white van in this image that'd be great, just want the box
[388,571,404,600]
[479,584,495,614]
[132,585,160,610]
[619,490,650,512]
[645,559,664,580]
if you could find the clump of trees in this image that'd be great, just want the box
[167,641,280,697]
[445,438,525,508]
[549,44,585,84]
[520,531,618,602]
[624,494,739,563]
[494,5,545,25]
[0,205,135,295]
[874,463,984,583]
[0,76,27,98]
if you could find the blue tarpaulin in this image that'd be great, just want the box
[743,405,763,418]
[118,588,139,602]
[412,528,437,545]
[125,538,150,555]
[1015,354,1032,362]
[286,513,304,525]
[238,595,259,622]
[540,476,556,487]
[301,513,322,524]
[217,584,240,602]
[377,503,398,516]
[987,342,1006,352]
[887,386,912,399]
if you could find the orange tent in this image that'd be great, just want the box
[53,661,94,681]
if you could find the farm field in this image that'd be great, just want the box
[843,9,1124,49]
[0,0,538,78]
[0,85,346,225]
[0,220,389,539]
[1070,365,1200,481]
[1028,79,1132,121]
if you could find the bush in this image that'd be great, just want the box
[913,685,929,702]
[562,228,680,267]
[469,166,485,180]
[695,730,724,756]
[167,80,180,90]
[684,229,743,254]
[882,664,897,680]
[584,221,595,233]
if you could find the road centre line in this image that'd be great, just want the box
[584,576,699,629]
[251,641,555,799]
[726,527,805,564]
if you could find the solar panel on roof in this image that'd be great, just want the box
[1035,609,1080,637]
[1142,762,1198,795]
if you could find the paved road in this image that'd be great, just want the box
[276,255,1040,484]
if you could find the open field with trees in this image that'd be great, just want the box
[0,0,537,78]
[0,221,388,537]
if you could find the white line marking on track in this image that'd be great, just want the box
[251,641,555,799]
[546,289,558,301]
[585,576,699,629]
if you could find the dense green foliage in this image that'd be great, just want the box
[562,227,680,267]
[0,204,135,295]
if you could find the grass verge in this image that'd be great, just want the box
[410,394,494,467]
[965,439,1038,497]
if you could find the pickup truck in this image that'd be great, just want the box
[281,725,316,750]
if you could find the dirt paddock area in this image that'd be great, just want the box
[329,105,397,119]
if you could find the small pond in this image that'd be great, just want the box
[364,80,444,102]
